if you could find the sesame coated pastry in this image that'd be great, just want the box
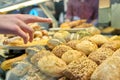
[63,56,98,80]
[88,48,114,65]
[101,40,120,51]
[52,45,72,58]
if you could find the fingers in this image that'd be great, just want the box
[25,16,52,23]
[15,27,28,44]
[16,20,34,43]
[16,14,52,23]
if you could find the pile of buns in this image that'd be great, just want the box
[22,30,120,80]
[5,26,120,80]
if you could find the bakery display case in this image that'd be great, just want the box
[0,20,120,80]
[0,0,120,79]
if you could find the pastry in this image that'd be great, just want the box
[52,45,72,58]
[66,40,80,49]
[38,55,67,77]
[30,50,54,65]
[91,56,120,80]
[101,40,120,51]
[76,40,98,56]
[60,22,71,29]
[110,35,120,41]
[88,48,114,65]
[1,54,27,71]
[89,34,109,47]
[63,56,98,80]
[53,31,70,41]
[61,50,85,64]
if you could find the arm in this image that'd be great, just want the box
[91,0,99,25]
[0,14,52,44]
[65,0,73,21]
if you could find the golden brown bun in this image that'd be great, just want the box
[38,55,67,77]
[76,40,98,56]
[61,50,86,64]
[89,34,109,46]
[66,40,80,49]
[91,56,120,80]
[88,48,114,65]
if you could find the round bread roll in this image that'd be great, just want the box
[101,40,120,51]
[89,34,109,46]
[31,50,54,65]
[52,45,72,58]
[63,56,98,80]
[61,50,85,64]
[38,55,67,77]
[91,56,120,80]
[88,48,114,65]
[76,40,98,56]
[66,40,80,49]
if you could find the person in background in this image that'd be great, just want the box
[66,0,99,25]
[0,14,51,44]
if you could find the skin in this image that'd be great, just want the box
[0,14,52,44]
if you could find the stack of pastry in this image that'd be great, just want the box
[60,20,93,29]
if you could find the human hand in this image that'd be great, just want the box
[0,14,52,44]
